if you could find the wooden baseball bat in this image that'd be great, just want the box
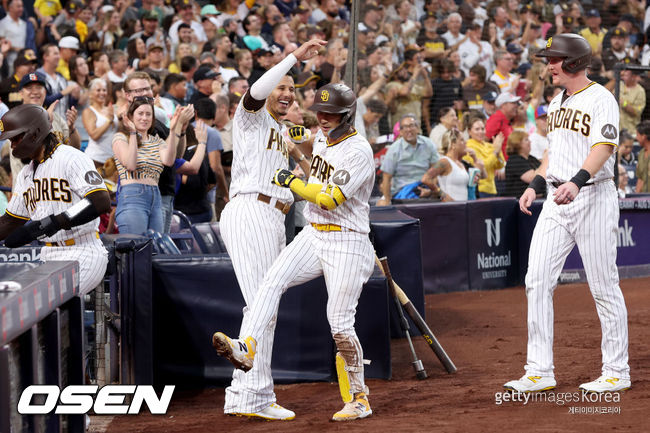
[375,255,457,374]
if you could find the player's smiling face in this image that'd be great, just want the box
[268,75,295,118]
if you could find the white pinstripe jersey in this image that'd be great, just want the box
[304,130,375,234]
[546,82,618,183]
[229,99,294,204]
[6,144,108,242]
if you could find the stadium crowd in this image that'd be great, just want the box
[1,0,650,233]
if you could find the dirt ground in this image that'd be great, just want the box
[92,277,650,432]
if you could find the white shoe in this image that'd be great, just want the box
[579,376,631,393]
[232,403,295,420]
[332,392,372,421]
[504,375,556,392]
[212,332,256,372]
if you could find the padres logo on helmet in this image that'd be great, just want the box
[0,120,4,133]
[546,38,552,48]
[321,90,329,102]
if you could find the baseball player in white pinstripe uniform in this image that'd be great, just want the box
[214,40,324,421]
[214,83,376,421]
[505,34,630,393]
[0,104,110,295]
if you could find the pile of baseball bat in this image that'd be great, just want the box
[375,255,457,379]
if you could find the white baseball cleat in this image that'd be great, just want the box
[231,403,295,420]
[212,332,256,372]
[579,376,631,393]
[503,375,556,392]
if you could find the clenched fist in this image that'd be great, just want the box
[287,125,311,144]
[272,169,296,188]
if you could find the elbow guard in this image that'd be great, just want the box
[315,185,346,210]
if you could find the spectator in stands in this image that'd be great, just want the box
[619,69,646,133]
[56,36,79,81]
[174,119,214,224]
[421,128,485,201]
[358,98,388,152]
[213,34,235,69]
[503,130,541,198]
[618,163,630,198]
[441,13,464,48]
[51,0,78,40]
[0,0,38,72]
[635,120,650,193]
[168,43,192,74]
[97,9,123,51]
[489,49,519,95]
[234,49,253,84]
[429,106,459,152]
[417,11,448,62]
[528,105,549,160]
[213,93,232,220]
[127,37,147,70]
[169,0,208,46]
[580,9,607,57]
[358,3,382,32]
[463,64,499,113]
[228,77,249,98]
[90,51,110,79]
[189,66,220,104]
[83,78,118,168]
[424,59,462,133]
[112,98,186,234]
[0,50,37,109]
[377,114,440,206]
[68,54,90,142]
[458,23,494,78]
[618,130,637,192]
[38,44,78,121]
[107,50,129,83]
[142,39,169,83]
[160,73,187,119]
[486,92,519,153]
[386,57,431,131]
[464,116,505,198]
[602,28,632,72]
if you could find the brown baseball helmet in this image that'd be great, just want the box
[0,104,51,159]
[535,33,592,74]
[309,83,357,140]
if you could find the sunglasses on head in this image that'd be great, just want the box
[134,95,154,103]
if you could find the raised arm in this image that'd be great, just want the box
[245,39,326,111]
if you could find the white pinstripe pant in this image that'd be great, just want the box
[40,235,108,295]
[524,181,630,379]
[243,225,375,394]
[220,194,286,414]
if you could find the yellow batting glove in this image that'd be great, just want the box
[271,169,296,188]
[287,125,311,144]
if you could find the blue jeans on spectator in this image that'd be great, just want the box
[115,183,163,235]
[161,194,174,233]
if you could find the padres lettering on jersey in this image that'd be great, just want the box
[546,82,618,183]
[229,101,293,203]
[6,145,107,243]
[22,178,72,212]
[310,154,335,183]
[266,127,289,159]
[547,107,591,136]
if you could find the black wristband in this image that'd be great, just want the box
[529,175,546,194]
[569,169,591,190]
